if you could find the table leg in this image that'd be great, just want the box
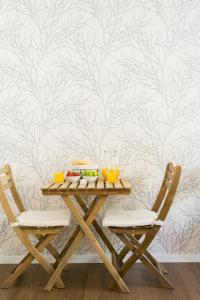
[45,196,107,291]
[74,195,118,255]
[64,196,130,293]
[53,196,100,268]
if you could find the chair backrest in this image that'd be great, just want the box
[151,162,181,221]
[0,164,26,224]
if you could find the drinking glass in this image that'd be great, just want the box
[54,172,64,183]
[102,150,120,183]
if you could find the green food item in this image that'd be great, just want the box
[83,170,98,176]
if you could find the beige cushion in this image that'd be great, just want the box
[16,209,71,227]
[102,208,162,227]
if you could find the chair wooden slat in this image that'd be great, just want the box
[168,163,173,172]
[2,181,13,190]
[0,165,10,175]
[0,165,26,213]
[164,179,171,188]
[166,171,172,180]
[0,174,12,184]
[158,166,181,221]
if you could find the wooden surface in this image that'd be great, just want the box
[44,196,129,293]
[41,177,132,196]
[61,196,129,293]
[41,176,132,292]
[0,263,199,300]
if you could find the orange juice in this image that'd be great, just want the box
[101,168,107,180]
[54,172,64,183]
[107,169,118,183]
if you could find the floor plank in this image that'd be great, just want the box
[0,263,199,300]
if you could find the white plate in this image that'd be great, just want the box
[82,176,98,182]
[66,176,80,183]
[72,165,98,170]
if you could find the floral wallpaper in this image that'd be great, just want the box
[0,0,200,257]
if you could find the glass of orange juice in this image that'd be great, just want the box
[106,169,118,183]
[101,150,109,180]
[101,167,107,180]
[54,172,64,183]
[101,150,120,183]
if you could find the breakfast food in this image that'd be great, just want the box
[66,171,80,177]
[82,170,98,176]
[72,160,91,166]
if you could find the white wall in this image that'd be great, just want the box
[0,0,200,261]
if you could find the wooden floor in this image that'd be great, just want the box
[0,263,199,300]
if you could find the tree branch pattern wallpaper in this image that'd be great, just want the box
[0,0,200,257]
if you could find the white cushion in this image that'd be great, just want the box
[102,208,162,227]
[16,209,71,227]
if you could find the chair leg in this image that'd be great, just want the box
[1,235,56,288]
[38,236,60,260]
[10,238,61,275]
[15,229,65,289]
[140,255,173,288]
[117,233,173,289]
[116,234,144,265]
[128,235,168,274]
[116,231,158,278]
[146,251,168,274]
[117,245,130,265]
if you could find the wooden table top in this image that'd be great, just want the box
[41,178,132,196]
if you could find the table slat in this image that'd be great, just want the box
[120,178,132,189]
[49,183,63,190]
[68,182,79,189]
[42,180,54,190]
[96,178,104,189]
[59,180,71,190]
[87,181,96,189]
[78,181,88,189]
[114,180,123,189]
[105,181,114,189]
[41,177,132,194]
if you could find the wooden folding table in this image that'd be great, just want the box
[41,177,132,292]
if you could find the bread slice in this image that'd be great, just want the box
[72,160,91,166]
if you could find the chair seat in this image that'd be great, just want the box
[16,209,71,227]
[102,208,161,227]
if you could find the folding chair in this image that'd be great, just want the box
[0,164,71,289]
[102,162,181,289]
